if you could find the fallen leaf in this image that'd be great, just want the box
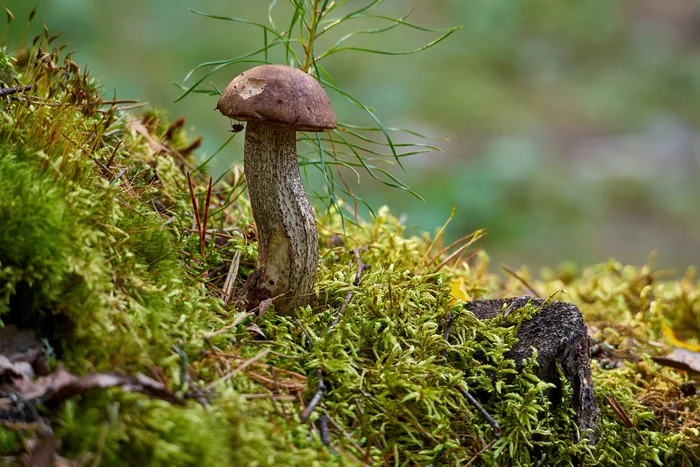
[247,323,267,340]
[660,321,700,352]
[0,366,183,406]
[450,277,471,304]
[258,298,273,317]
[127,118,168,153]
[652,348,700,375]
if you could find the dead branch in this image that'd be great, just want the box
[330,247,370,327]
[0,85,31,97]
[440,311,500,438]
[457,385,501,437]
[317,413,331,446]
[222,251,241,303]
[441,311,454,361]
[301,369,326,422]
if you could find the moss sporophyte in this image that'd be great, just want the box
[0,7,699,467]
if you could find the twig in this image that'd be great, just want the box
[200,176,213,256]
[317,413,331,446]
[206,310,254,340]
[240,393,296,401]
[115,102,149,111]
[296,247,369,446]
[330,247,370,327]
[106,140,121,168]
[441,311,454,361]
[604,394,636,431]
[0,85,31,97]
[352,247,370,286]
[101,99,138,105]
[418,206,456,269]
[222,251,241,304]
[204,349,270,392]
[247,347,304,360]
[301,369,326,422]
[184,227,242,234]
[454,244,483,269]
[114,196,146,218]
[457,385,501,437]
[294,316,314,347]
[214,356,306,378]
[186,173,202,251]
[440,309,500,438]
[325,409,363,450]
[388,278,394,310]
[171,344,189,392]
[329,294,353,327]
[501,265,542,297]
[503,301,519,317]
[465,438,497,466]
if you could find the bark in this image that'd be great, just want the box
[465,297,598,443]
[238,121,318,314]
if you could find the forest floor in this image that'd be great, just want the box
[0,40,698,467]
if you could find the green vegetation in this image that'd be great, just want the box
[0,8,699,467]
[178,0,456,224]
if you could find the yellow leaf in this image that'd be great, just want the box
[450,277,471,304]
[661,321,700,352]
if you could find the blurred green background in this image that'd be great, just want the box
[3,0,700,270]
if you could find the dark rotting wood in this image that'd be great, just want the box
[465,297,598,442]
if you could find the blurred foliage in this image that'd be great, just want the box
[3,0,700,268]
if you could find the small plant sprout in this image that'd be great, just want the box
[216,64,336,314]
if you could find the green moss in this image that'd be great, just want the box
[0,42,698,466]
[54,394,235,466]
[0,153,100,320]
[0,426,24,454]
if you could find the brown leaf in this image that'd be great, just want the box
[1,366,183,406]
[652,348,700,374]
[258,298,273,318]
[127,118,168,153]
[247,323,267,340]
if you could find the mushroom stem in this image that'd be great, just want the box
[241,121,318,314]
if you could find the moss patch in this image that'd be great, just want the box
[0,41,698,466]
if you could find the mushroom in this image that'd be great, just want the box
[216,64,336,314]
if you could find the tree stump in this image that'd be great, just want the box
[465,297,598,442]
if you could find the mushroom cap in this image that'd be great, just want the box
[216,64,336,132]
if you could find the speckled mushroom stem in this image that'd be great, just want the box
[241,121,318,314]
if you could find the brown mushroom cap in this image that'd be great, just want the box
[216,64,336,132]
